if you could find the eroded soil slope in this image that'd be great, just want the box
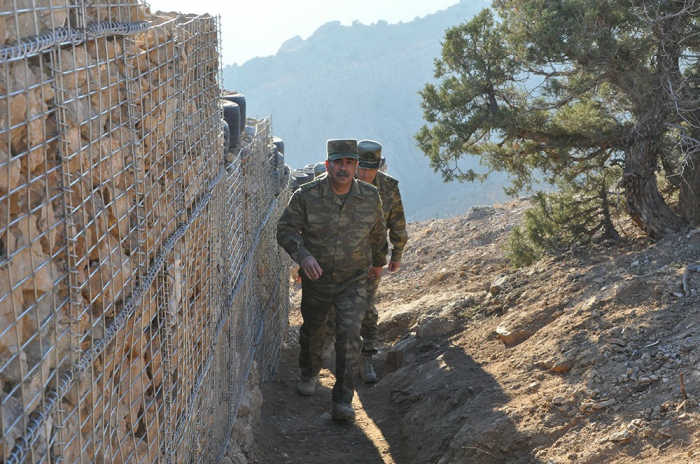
[244,199,700,464]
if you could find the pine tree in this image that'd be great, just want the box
[417,1,700,238]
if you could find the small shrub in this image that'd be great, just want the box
[505,169,623,268]
[505,225,541,268]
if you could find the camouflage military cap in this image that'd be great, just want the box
[358,140,382,169]
[327,139,358,160]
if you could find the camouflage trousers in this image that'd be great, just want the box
[326,276,380,355]
[299,276,367,404]
[361,276,380,354]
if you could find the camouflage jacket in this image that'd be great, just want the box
[276,175,388,284]
[372,171,408,262]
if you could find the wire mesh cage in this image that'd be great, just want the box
[0,1,291,462]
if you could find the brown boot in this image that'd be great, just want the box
[296,376,319,396]
[359,355,376,383]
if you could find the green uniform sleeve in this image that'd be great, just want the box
[386,185,408,262]
[276,192,313,264]
[370,195,388,268]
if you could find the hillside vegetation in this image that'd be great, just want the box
[219,1,700,462]
[235,201,700,464]
[222,0,510,221]
[417,1,700,238]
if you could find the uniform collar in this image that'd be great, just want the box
[321,176,366,203]
[371,172,383,192]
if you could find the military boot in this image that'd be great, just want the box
[359,355,376,383]
[296,376,319,396]
[332,402,356,421]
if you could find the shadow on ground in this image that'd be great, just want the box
[254,341,387,464]
[254,332,540,463]
[357,337,542,464]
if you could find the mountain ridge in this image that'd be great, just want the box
[223,0,510,221]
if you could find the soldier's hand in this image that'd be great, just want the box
[388,260,401,272]
[367,266,383,281]
[300,256,323,280]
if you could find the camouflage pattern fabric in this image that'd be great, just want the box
[276,175,387,403]
[360,276,380,353]
[324,172,408,354]
[358,171,408,354]
[298,278,366,403]
[327,139,359,160]
[324,277,378,353]
[373,170,408,262]
[276,175,387,282]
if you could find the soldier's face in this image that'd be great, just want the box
[357,168,378,184]
[326,158,358,188]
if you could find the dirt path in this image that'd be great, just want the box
[252,311,398,464]
[246,202,700,464]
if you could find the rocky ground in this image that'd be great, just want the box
[227,198,700,463]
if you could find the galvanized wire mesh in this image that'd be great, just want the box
[0,2,291,462]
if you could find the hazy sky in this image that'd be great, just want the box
[146,0,464,66]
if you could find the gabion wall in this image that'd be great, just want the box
[0,1,291,462]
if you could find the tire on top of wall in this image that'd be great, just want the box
[222,93,246,134]
[221,119,230,152]
[221,100,240,149]
[276,147,285,170]
[272,136,284,155]
[270,145,284,170]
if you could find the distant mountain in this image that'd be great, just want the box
[223,0,510,221]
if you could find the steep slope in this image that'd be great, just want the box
[372,205,700,463]
[222,0,511,221]
[242,200,700,464]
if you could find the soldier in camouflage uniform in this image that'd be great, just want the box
[276,139,387,421]
[355,140,408,383]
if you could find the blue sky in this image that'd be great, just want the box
[146,0,467,65]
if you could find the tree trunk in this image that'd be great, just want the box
[599,185,619,240]
[677,149,700,226]
[622,137,687,238]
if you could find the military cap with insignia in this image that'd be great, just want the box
[358,140,382,169]
[326,139,358,160]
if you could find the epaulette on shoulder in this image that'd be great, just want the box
[356,179,379,193]
[300,176,324,191]
[379,171,399,186]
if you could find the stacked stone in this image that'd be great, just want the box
[1,0,69,44]
[1,2,73,459]
[0,2,225,462]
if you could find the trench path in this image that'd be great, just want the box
[253,316,399,464]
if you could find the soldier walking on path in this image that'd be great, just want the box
[276,139,387,421]
[355,140,408,383]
